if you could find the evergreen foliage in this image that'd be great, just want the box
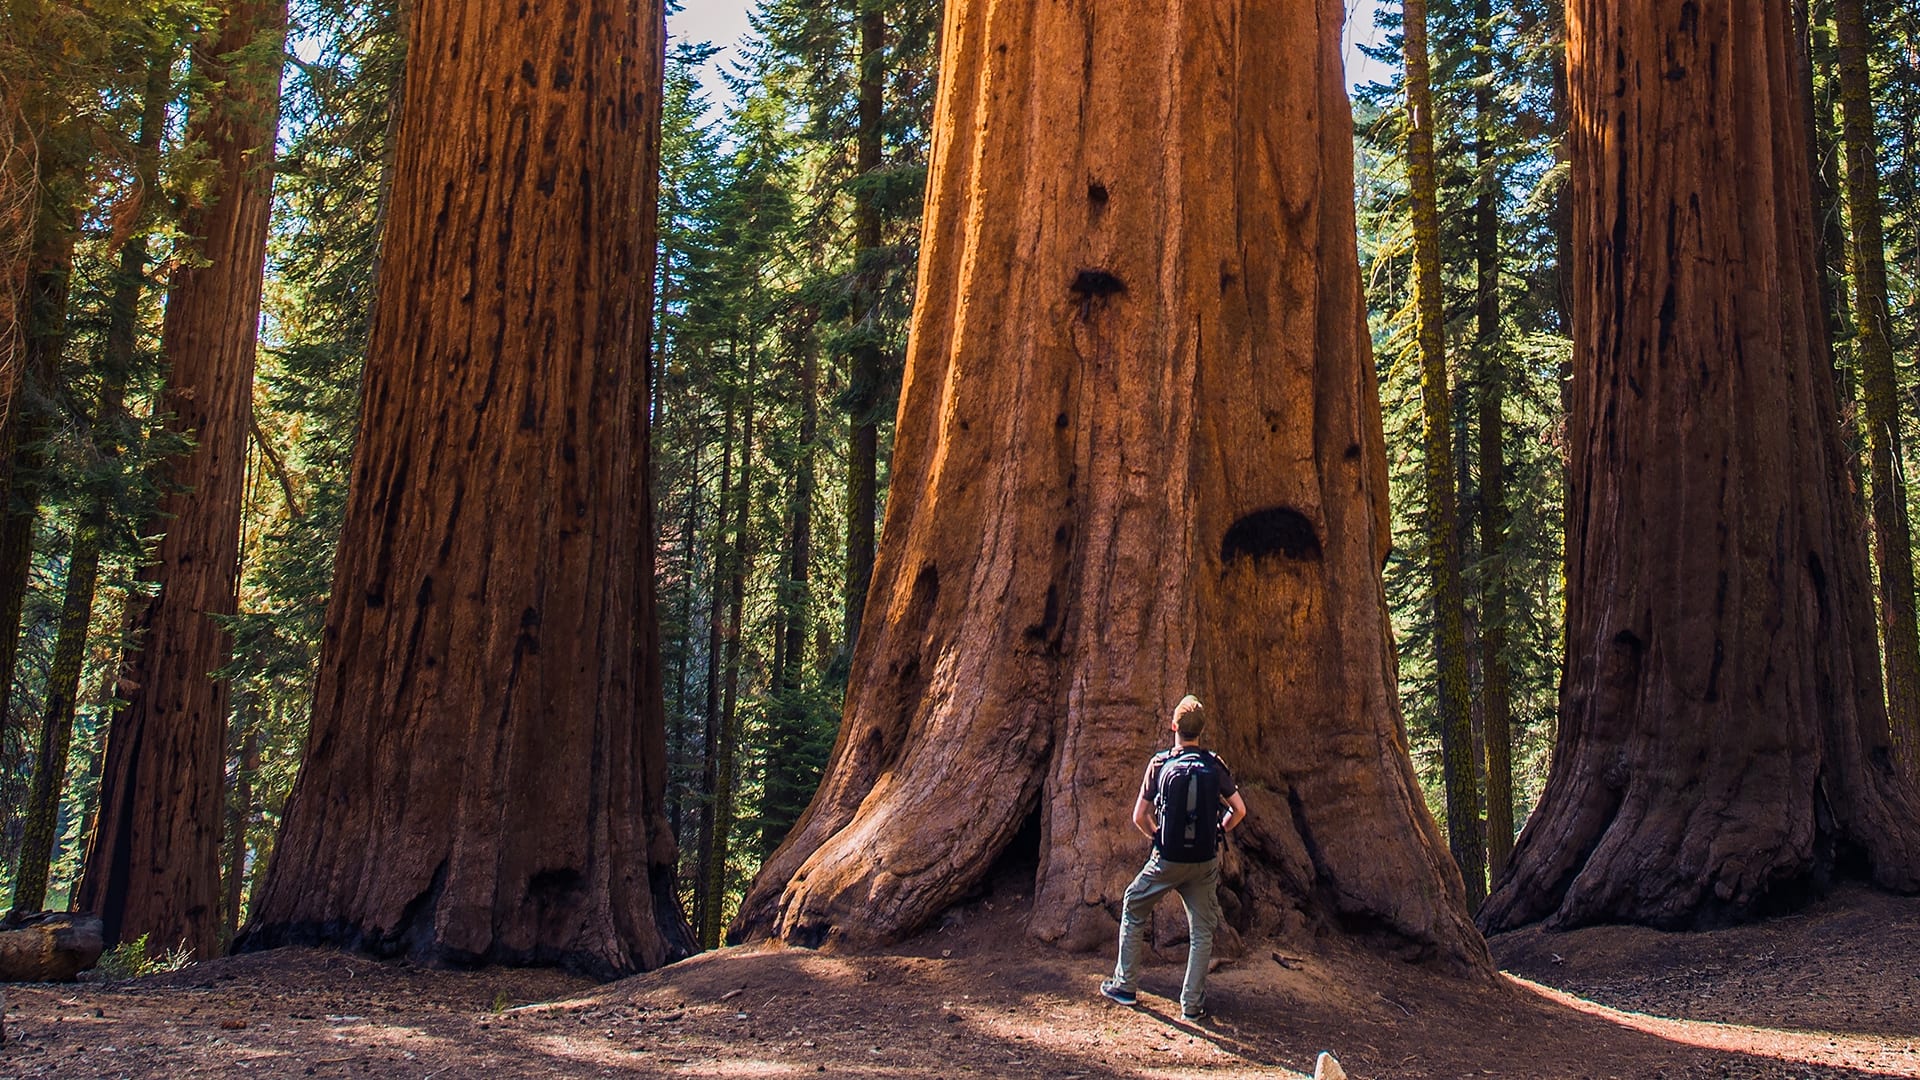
[1354,0,1570,881]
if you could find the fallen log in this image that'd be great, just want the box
[0,913,105,982]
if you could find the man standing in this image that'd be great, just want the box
[1101,696,1248,1020]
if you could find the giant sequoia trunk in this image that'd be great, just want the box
[733,0,1489,973]
[77,0,287,960]
[242,0,693,977]
[1478,0,1920,934]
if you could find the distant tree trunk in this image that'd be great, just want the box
[693,397,734,945]
[0,77,33,434]
[1808,3,1851,351]
[1808,0,1860,477]
[733,0,1490,974]
[762,328,819,856]
[700,343,754,951]
[222,722,258,940]
[1549,4,1574,343]
[0,208,78,909]
[1472,0,1514,885]
[628,19,676,954]
[844,0,885,649]
[1479,0,1920,934]
[669,418,702,842]
[1546,7,1576,608]
[1836,0,1920,772]
[79,0,287,961]
[7,48,169,921]
[0,191,81,776]
[242,0,693,976]
[1405,0,1487,911]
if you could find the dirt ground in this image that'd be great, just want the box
[3,883,1916,1079]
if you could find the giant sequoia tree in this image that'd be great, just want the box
[79,0,286,958]
[241,0,692,975]
[733,0,1488,972]
[1479,0,1920,933]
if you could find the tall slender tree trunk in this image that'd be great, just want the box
[222,722,258,940]
[1472,0,1514,885]
[1809,0,1860,479]
[1480,0,1920,934]
[0,208,78,903]
[0,189,83,783]
[845,1,886,649]
[8,49,170,920]
[1809,3,1851,355]
[733,0,1489,974]
[627,7,676,950]
[243,0,692,976]
[0,68,34,436]
[693,397,733,945]
[762,328,819,856]
[1551,2,1575,588]
[1405,0,1487,911]
[1836,0,1920,772]
[700,342,755,951]
[669,418,702,842]
[79,0,287,960]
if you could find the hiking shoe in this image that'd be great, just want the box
[1099,979,1137,1006]
[1181,1004,1207,1021]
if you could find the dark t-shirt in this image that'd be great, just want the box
[1139,747,1237,804]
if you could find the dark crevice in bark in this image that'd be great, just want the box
[1221,508,1322,564]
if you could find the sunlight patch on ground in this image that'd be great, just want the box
[1510,975,1920,1076]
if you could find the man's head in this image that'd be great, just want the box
[1171,695,1205,743]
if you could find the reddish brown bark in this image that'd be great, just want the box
[1479,0,1920,933]
[78,0,287,962]
[734,0,1489,973]
[242,0,691,976]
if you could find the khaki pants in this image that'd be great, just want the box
[1109,851,1221,1011]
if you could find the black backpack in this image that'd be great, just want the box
[1153,749,1223,863]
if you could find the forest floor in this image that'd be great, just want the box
[2,882,1916,1079]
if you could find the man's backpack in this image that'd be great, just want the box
[1153,749,1223,863]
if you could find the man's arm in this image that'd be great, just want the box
[1221,791,1248,833]
[1133,796,1156,840]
